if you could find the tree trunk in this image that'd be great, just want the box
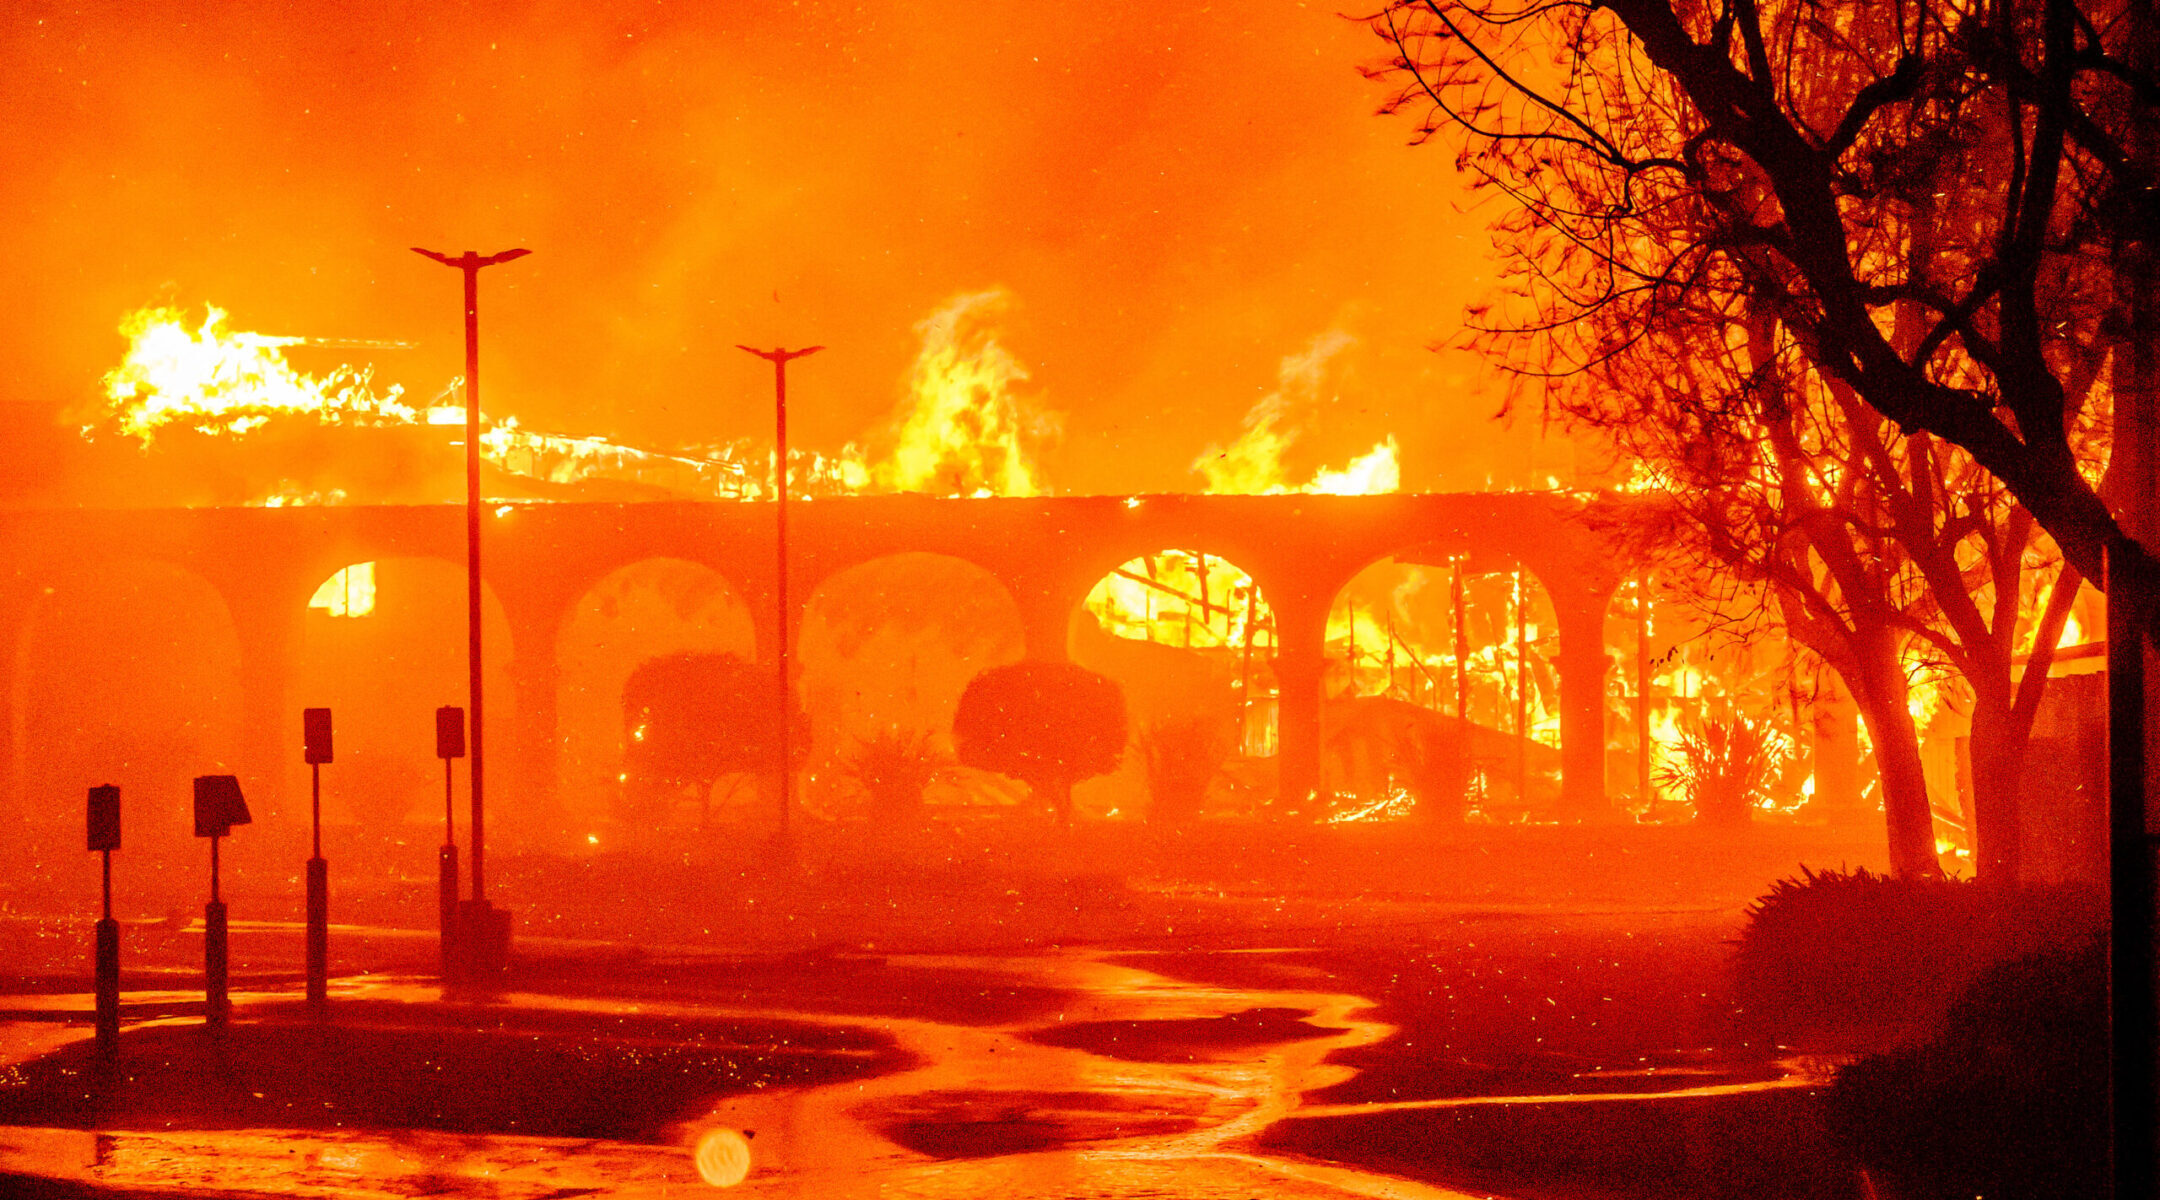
[1967,701,2027,886]
[1861,705,1939,878]
[1036,777,1074,828]
[1848,641,1942,879]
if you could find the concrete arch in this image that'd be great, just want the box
[1066,548,1279,820]
[555,557,756,836]
[1319,556,1570,818]
[795,552,1027,783]
[0,493,1653,848]
[10,556,245,886]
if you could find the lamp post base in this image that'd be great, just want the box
[446,899,510,984]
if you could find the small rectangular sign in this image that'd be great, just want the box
[303,708,333,765]
[437,706,466,760]
[87,784,119,852]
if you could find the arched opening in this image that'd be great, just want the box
[1321,553,1561,822]
[557,558,753,838]
[294,557,512,865]
[1603,576,1812,825]
[14,559,243,880]
[797,552,1026,819]
[1072,550,1276,821]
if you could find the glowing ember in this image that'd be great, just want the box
[1324,785,1418,823]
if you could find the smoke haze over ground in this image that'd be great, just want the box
[0,1,1584,503]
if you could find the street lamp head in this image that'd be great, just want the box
[736,344,825,364]
[411,247,531,270]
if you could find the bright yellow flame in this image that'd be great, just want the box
[94,303,865,503]
[97,300,1398,507]
[1085,551,1271,649]
[1903,653,1953,727]
[1309,437,1401,495]
[874,288,1051,497]
[1083,549,1281,757]
[100,306,414,442]
[2059,610,2085,649]
[308,562,377,618]
[1328,568,1560,746]
[1193,331,1400,496]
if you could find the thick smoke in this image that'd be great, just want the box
[0,1,1586,503]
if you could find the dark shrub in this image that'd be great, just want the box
[953,660,1126,825]
[1732,866,2099,1046]
[1829,938,2106,1200]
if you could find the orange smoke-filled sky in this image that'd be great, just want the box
[0,0,1583,498]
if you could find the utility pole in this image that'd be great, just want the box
[412,246,527,978]
[736,344,822,841]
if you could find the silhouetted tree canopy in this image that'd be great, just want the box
[953,660,1127,825]
[1363,0,2159,615]
[1364,0,2151,875]
[620,651,809,825]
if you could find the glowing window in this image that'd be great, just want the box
[309,562,377,618]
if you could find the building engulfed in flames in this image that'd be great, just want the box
[75,291,2092,852]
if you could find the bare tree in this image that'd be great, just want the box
[1365,0,2125,876]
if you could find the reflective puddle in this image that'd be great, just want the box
[0,949,1817,1199]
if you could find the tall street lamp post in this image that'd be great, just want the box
[736,344,821,842]
[413,246,527,979]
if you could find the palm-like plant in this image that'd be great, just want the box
[1656,715,1786,826]
[1138,716,1231,825]
[842,728,945,819]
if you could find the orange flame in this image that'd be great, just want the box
[92,303,874,504]
[1193,331,1399,495]
[874,288,1054,497]
[99,305,414,441]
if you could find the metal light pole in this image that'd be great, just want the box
[413,247,525,901]
[413,247,526,979]
[736,344,821,840]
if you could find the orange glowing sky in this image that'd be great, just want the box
[0,1,1585,501]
